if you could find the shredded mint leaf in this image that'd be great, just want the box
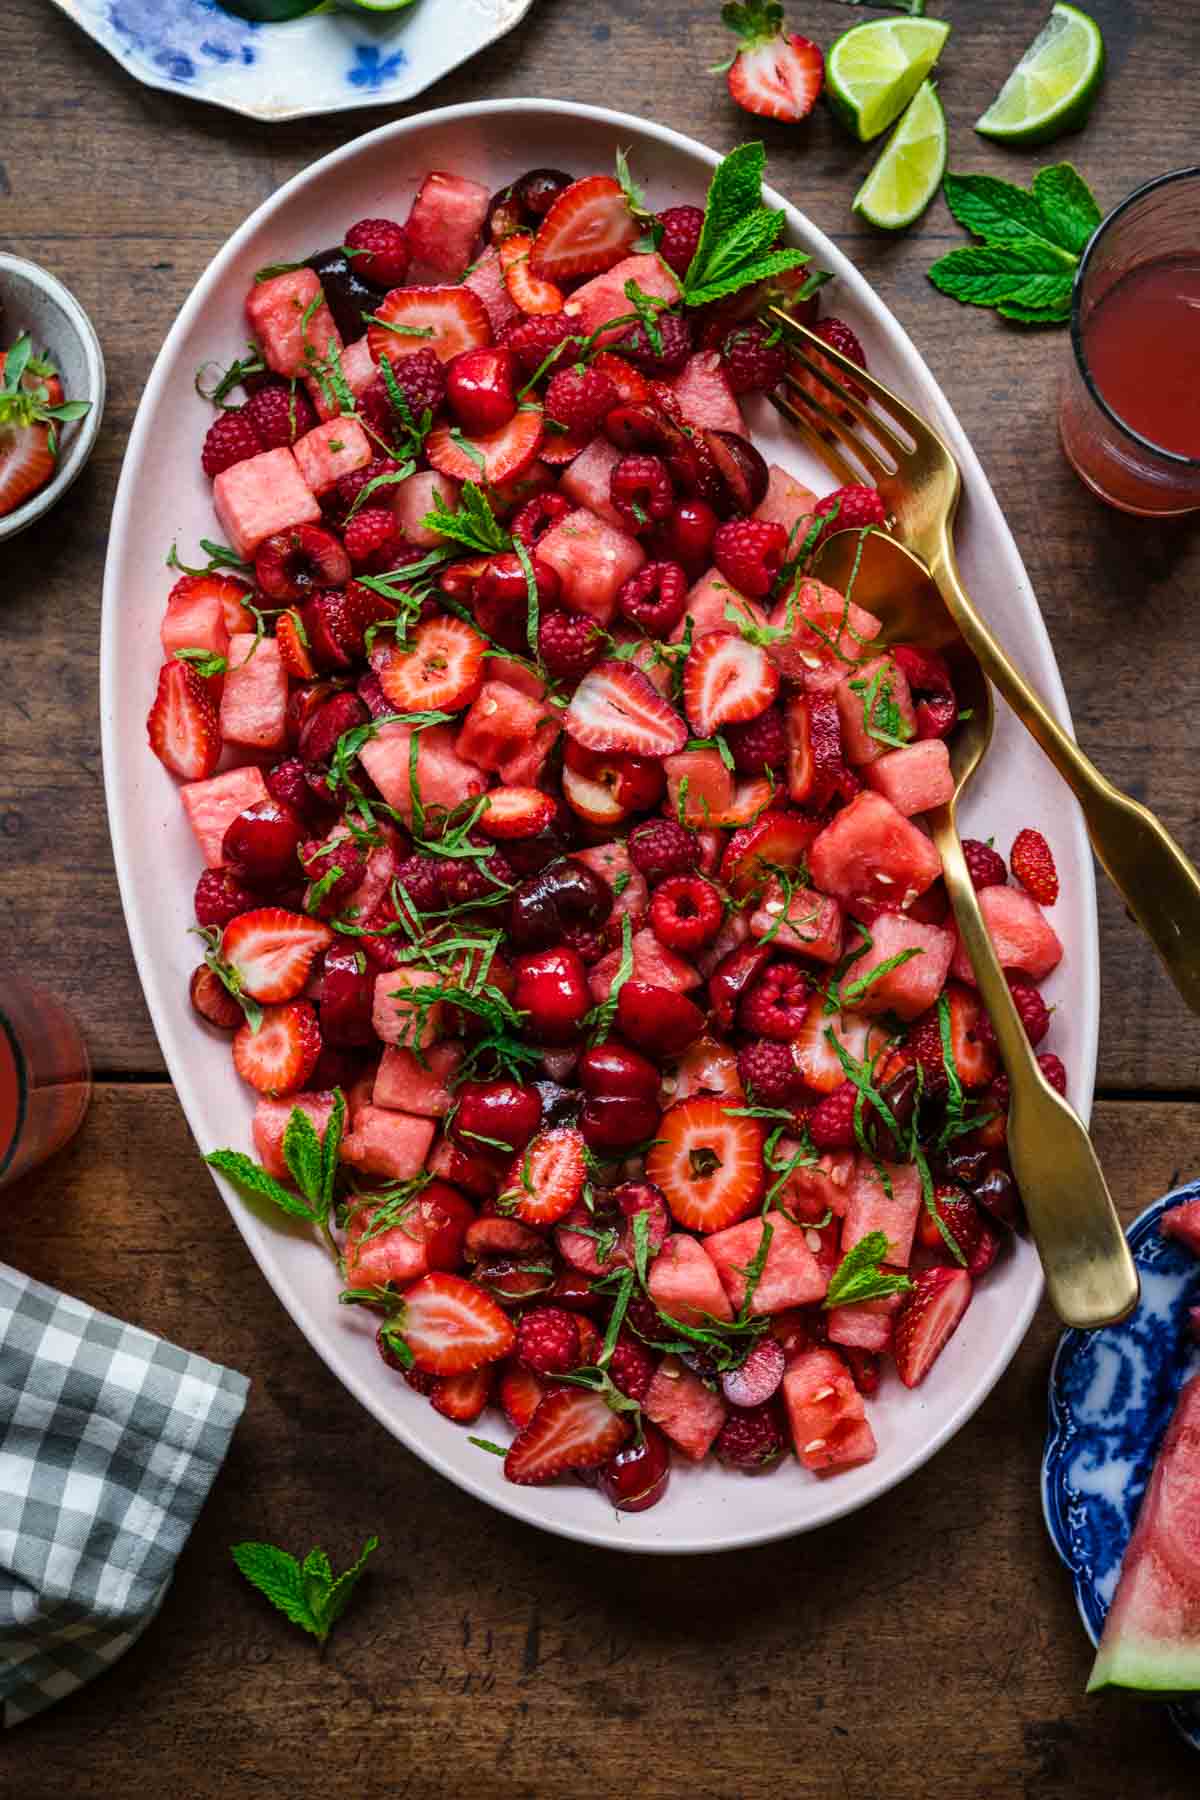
[586,911,634,1045]
[232,1535,378,1644]
[469,1437,507,1457]
[173,648,227,678]
[682,142,809,309]
[823,1230,913,1309]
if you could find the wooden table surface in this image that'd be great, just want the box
[3,0,1199,1792]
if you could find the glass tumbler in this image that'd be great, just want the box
[0,975,92,1189]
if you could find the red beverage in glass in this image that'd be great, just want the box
[0,977,91,1188]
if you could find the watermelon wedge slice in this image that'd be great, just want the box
[1087,1373,1200,1695]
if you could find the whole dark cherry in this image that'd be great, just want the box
[508,859,614,951]
[453,1079,543,1155]
[513,947,591,1045]
[598,1423,671,1513]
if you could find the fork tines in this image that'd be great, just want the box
[766,305,917,489]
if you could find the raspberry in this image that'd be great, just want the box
[907,1012,951,1097]
[344,505,402,572]
[516,1306,582,1376]
[362,346,446,432]
[617,560,688,635]
[656,205,704,279]
[616,311,693,376]
[325,456,402,529]
[737,1040,801,1108]
[739,959,810,1041]
[242,381,318,451]
[627,818,698,882]
[815,316,867,370]
[1038,1052,1067,1096]
[500,312,578,380]
[300,838,367,916]
[809,1080,858,1150]
[811,484,887,549]
[1006,973,1051,1046]
[724,706,787,774]
[721,320,788,395]
[988,1072,1010,1111]
[538,609,605,679]
[607,1335,655,1402]
[441,849,514,908]
[1011,828,1059,906]
[200,409,263,478]
[512,490,572,549]
[394,853,446,913]
[712,517,789,599]
[544,365,618,434]
[344,216,411,289]
[194,866,258,929]
[649,875,723,953]
[610,454,674,533]
[961,837,1008,890]
[714,1402,787,1470]
[789,316,868,417]
[266,757,322,822]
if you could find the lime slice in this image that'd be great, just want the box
[975,3,1105,145]
[852,81,947,232]
[826,17,951,143]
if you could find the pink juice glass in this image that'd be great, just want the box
[0,975,91,1189]
[1059,166,1200,516]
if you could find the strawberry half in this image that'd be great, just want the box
[232,1000,322,1096]
[396,1272,516,1375]
[504,1387,632,1485]
[501,1126,587,1227]
[221,907,334,1003]
[645,1096,765,1232]
[498,1359,548,1431]
[722,3,824,123]
[477,786,558,840]
[528,175,638,283]
[499,233,566,316]
[720,808,821,898]
[893,1267,972,1389]
[430,1366,494,1423]
[563,660,688,758]
[367,285,492,367]
[276,610,316,680]
[425,407,544,484]
[0,419,55,517]
[682,630,780,738]
[146,660,221,782]
[376,616,486,713]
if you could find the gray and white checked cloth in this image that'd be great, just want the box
[0,1262,248,1725]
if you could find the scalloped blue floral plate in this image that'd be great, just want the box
[49,0,537,122]
[1044,1187,1200,1752]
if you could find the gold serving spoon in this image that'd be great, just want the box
[811,527,1138,1329]
[768,305,1200,1018]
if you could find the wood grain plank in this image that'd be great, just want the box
[1,1087,1197,1795]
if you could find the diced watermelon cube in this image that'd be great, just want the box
[664,747,735,825]
[867,739,954,816]
[462,244,520,336]
[535,507,645,625]
[246,269,343,380]
[774,1148,856,1220]
[562,254,681,344]
[749,879,844,964]
[809,791,942,905]
[841,1159,922,1267]
[705,1214,828,1313]
[342,1206,430,1290]
[307,336,377,421]
[835,654,917,767]
[558,436,624,528]
[754,464,818,537]
[456,680,553,773]
[252,1092,336,1182]
[291,416,371,494]
[589,928,699,1002]
[212,447,322,559]
[359,720,486,823]
[827,1293,902,1352]
[950,884,1063,984]
[339,1105,436,1182]
[180,765,270,867]
[405,172,491,282]
[766,578,882,689]
[373,1041,463,1115]
[648,1234,733,1324]
[485,657,547,701]
[782,1347,877,1473]
[668,351,745,435]
[841,911,956,1020]
[572,841,648,920]
[643,1355,728,1460]
[340,829,399,926]
[372,967,444,1048]
[219,634,288,751]
[497,718,562,787]
[1161,1198,1200,1258]
[392,469,461,547]
[161,586,231,665]
[672,566,767,644]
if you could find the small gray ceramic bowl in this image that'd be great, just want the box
[0,253,105,543]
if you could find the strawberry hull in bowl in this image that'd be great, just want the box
[101,101,1097,1553]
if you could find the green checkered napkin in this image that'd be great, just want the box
[0,1263,248,1725]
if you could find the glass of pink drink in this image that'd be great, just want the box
[1060,167,1200,515]
[0,976,91,1189]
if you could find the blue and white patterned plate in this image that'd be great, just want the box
[49,0,537,122]
[1043,1187,1200,1752]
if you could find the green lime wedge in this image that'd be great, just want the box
[826,17,951,143]
[852,81,947,232]
[975,3,1105,145]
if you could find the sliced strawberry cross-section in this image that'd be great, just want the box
[504,1387,633,1485]
[232,1000,322,1097]
[725,9,825,122]
[221,907,334,1004]
[394,1272,516,1376]
[683,630,780,738]
[499,1126,587,1228]
[563,660,688,758]
[645,1096,765,1233]
[893,1266,972,1389]
[528,175,638,284]
[366,284,492,368]
[376,615,486,714]
[425,406,544,484]
[146,660,221,783]
[721,808,821,899]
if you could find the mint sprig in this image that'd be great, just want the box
[823,1230,913,1310]
[421,481,511,555]
[929,164,1101,326]
[206,1090,346,1233]
[681,142,809,308]
[231,1534,378,1646]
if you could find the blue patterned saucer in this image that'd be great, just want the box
[1043,1186,1200,1752]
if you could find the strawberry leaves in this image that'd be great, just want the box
[1,333,91,455]
[231,1534,379,1646]
[681,143,810,308]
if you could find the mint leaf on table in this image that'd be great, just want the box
[930,163,1100,327]
[682,142,809,308]
[232,1535,379,1645]
[1032,164,1103,256]
[942,172,1078,258]
[929,243,1075,316]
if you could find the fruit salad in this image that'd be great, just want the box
[147,145,1067,1512]
[0,333,91,518]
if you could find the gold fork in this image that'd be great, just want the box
[767,305,1200,1018]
